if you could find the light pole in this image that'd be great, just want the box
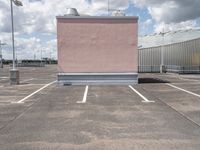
[49,51,52,64]
[41,49,43,65]
[160,28,165,73]
[107,0,110,15]
[10,0,23,85]
[40,49,46,66]
[0,41,6,68]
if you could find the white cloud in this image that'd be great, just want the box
[132,0,200,33]
[139,19,153,35]
[0,0,131,34]
[1,0,200,59]
[0,0,131,59]
[0,32,44,59]
[132,0,200,23]
[144,19,152,27]
[154,20,197,33]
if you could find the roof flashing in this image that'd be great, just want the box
[56,16,139,20]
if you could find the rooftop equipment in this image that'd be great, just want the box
[65,8,79,16]
[112,10,125,16]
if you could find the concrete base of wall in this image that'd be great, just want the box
[58,73,138,85]
[160,65,166,73]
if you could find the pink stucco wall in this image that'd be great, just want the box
[57,17,138,73]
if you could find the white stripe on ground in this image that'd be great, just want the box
[173,82,200,85]
[163,74,200,82]
[0,77,8,79]
[16,80,56,104]
[167,83,200,98]
[17,84,46,87]
[77,85,89,104]
[0,77,8,81]
[21,78,34,83]
[129,85,155,103]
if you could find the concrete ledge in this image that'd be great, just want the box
[10,69,20,85]
[58,73,138,85]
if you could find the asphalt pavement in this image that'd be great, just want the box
[0,65,200,150]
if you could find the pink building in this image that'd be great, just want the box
[57,15,138,85]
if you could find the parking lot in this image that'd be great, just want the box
[0,65,200,150]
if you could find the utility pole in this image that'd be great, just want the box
[41,49,43,65]
[10,0,23,85]
[0,40,6,68]
[49,51,52,64]
[107,0,110,15]
[160,28,165,73]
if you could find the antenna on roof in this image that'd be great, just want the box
[107,0,110,16]
[107,0,125,16]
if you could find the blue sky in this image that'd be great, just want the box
[125,3,154,35]
[0,0,200,59]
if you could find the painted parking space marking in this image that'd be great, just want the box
[0,77,8,81]
[162,74,200,82]
[14,80,56,104]
[17,84,46,87]
[77,85,89,104]
[0,77,8,79]
[174,82,200,85]
[129,85,155,103]
[167,83,200,98]
[21,78,34,83]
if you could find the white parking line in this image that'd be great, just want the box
[77,85,89,104]
[163,74,200,82]
[0,77,8,81]
[15,80,56,104]
[0,77,8,79]
[174,82,200,85]
[129,85,155,103]
[21,78,34,83]
[166,83,200,98]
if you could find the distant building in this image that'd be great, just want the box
[139,29,200,73]
[56,9,138,85]
[139,29,200,48]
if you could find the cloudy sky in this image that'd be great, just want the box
[0,0,200,59]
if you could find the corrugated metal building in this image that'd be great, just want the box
[139,29,200,73]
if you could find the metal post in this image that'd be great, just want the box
[9,0,22,85]
[107,0,110,15]
[40,49,42,66]
[161,33,164,66]
[10,0,15,70]
[34,53,36,60]
[0,41,7,68]
[0,41,3,68]
[160,28,165,73]
[50,51,52,64]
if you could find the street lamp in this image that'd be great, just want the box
[0,41,7,68]
[107,0,110,15]
[160,28,165,73]
[10,0,23,85]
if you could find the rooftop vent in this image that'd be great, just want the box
[65,8,79,16]
[112,10,125,16]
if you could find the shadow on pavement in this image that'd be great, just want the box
[139,78,169,84]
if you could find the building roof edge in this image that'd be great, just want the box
[56,16,139,20]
